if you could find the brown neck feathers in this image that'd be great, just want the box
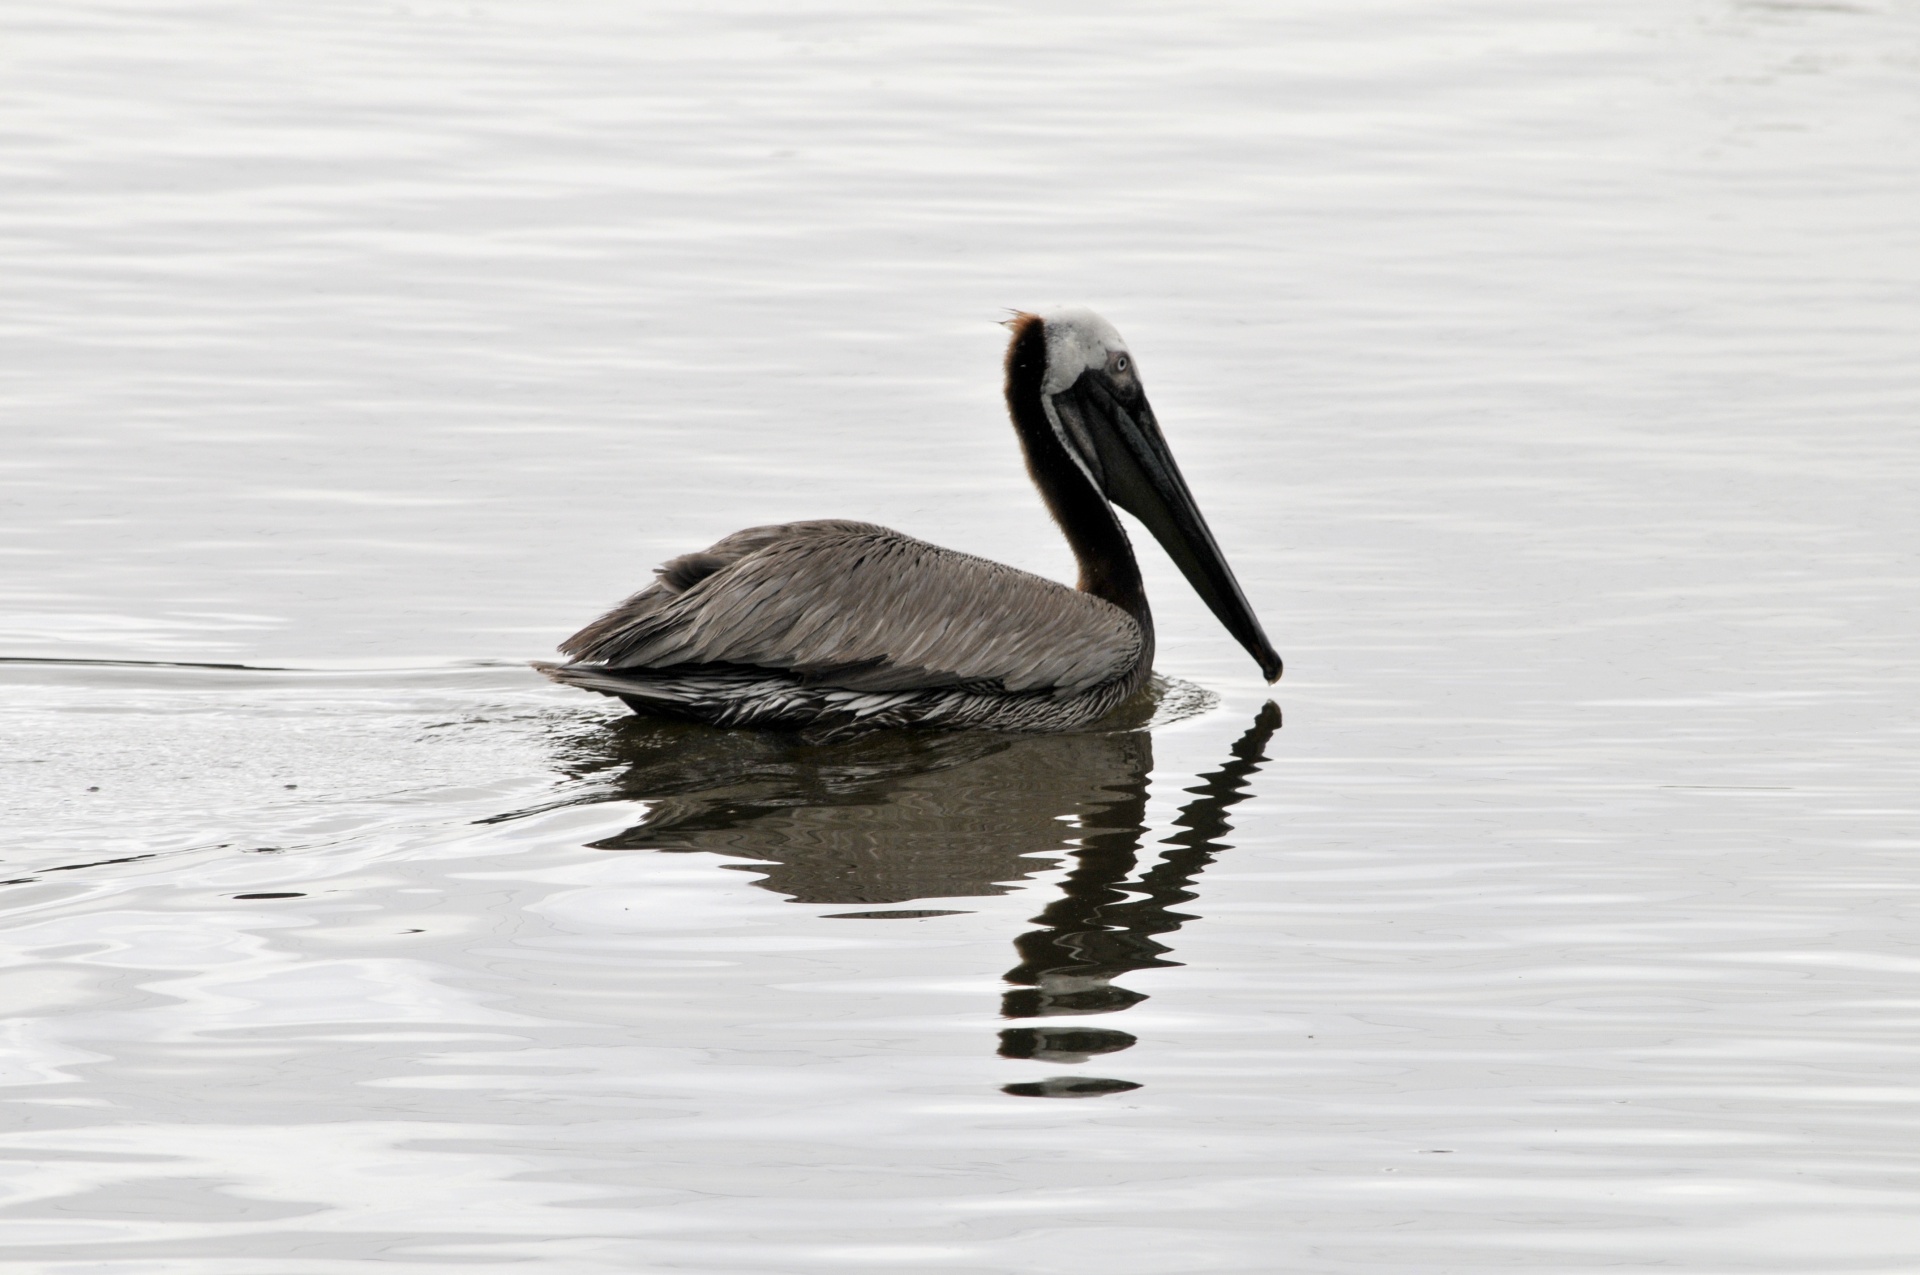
[1002,313,1149,624]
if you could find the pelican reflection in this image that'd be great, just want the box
[530,697,1280,1094]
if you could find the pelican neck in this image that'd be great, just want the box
[1002,315,1151,629]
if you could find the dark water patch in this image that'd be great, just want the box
[821,909,973,919]
[1002,1076,1144,1099]
[47,853,157,874]
[2,852,158,887]
[998,1026,1138,1063]
[0,656,297,671]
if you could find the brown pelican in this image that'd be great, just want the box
[537,308,1280,737]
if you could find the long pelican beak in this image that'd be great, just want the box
[1055,373,1283,683]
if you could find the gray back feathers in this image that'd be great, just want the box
[559,520,1143,699]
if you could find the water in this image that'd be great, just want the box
[4,0,1919,1269]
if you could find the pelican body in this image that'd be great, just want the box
[538,309,1280,737]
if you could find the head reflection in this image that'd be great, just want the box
[534,695,1279,1097]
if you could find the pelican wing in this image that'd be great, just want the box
[558,521,1140,696]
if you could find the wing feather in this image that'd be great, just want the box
[558,521,1139,697]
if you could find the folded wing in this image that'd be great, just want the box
[558,520,1140,697]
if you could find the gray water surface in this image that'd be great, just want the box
[4,1,1919,1270]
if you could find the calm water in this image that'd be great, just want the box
[4,1,1919,1270]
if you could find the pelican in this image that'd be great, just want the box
[537,308,1281,737]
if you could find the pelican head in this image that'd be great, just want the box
[1008,307,1282,684]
